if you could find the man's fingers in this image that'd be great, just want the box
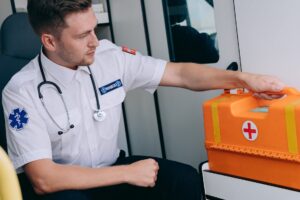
[253,92,285,100]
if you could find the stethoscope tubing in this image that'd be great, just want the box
[37,52,103,135]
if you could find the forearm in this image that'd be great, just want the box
[161,62,244,91]
[180,63,244,90]
[25,160,128,194]
[50,164,128,191]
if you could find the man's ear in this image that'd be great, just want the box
[41,33,56,52]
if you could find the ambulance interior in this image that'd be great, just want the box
[1,0,300,199]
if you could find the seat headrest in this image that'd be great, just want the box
[0,13,41,60]
[168,0,188,25]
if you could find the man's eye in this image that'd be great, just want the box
[79,34,88,38]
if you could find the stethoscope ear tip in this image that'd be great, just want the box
[57,125,74,135]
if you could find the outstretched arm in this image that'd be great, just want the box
[160,62,285,98]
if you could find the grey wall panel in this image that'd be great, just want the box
[145,0,240,168]
[144,0,169,61]
[0,0,12,24]
[124,89,162,157]
[0,0,13,52]
[96,25,112,41]
[157,88,222,168]
[109,0,162,157]
[117,110,128,153]
[109,0,147,54]
[234,0,300,89]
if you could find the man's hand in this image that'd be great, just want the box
[124,159,159,187]
[239,72,285,99]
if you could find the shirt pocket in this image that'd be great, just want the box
[46,108,82,163]
[89,86,125,140]
[100,85,126,110]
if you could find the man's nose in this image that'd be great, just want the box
[89,31,99,47]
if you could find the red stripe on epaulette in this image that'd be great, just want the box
[122,46,136,55]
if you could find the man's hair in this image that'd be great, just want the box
[27,0,92,37]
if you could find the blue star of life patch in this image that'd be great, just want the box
[9,108,29,131]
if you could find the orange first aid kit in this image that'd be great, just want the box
[203,87,300,190]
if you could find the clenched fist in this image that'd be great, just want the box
[124,159,159,187]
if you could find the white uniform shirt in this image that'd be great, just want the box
[2,40,166,173]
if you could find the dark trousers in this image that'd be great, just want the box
[19,153,203,200]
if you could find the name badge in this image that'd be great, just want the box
[99,79,123,95]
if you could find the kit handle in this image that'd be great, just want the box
[251,87,300,108]
[262,87,300,96]
[245,87,300,99]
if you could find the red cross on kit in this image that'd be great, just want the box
[242,120,258,141]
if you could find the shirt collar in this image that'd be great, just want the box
[40,49,77,87]
[40,49,93,86]
[78,65,91,74]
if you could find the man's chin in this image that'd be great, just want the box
[80,58,95,66]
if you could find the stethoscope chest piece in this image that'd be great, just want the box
[94,110,106,122]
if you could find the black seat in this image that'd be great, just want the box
[0,13,41,150]
[168,0,219,63]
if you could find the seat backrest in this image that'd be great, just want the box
[167,0,189,26]
[0,146,22,200]
[0,13,41,150]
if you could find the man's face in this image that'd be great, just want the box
[54,7,99,68]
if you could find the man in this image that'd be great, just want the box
[2,0,284,200]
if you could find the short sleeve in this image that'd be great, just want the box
[2,85,52,173]
[116,46,167,93]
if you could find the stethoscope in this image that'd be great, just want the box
[37,53,106,135]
